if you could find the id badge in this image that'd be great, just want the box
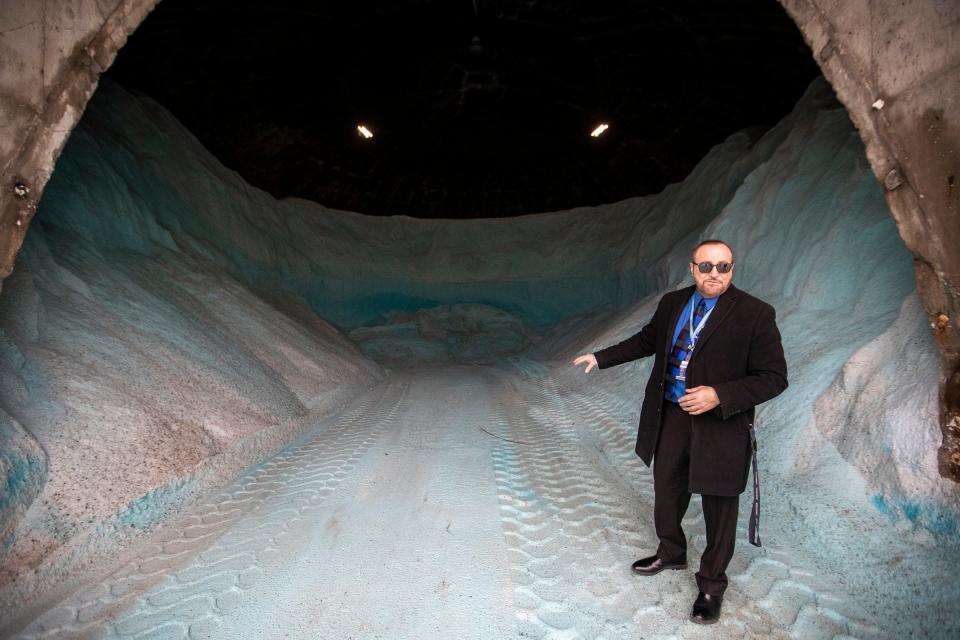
[677,359,689,381]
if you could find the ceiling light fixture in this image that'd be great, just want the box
[590,123,610,138]
[357,124,374,139]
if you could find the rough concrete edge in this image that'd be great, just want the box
[0,0,160,285]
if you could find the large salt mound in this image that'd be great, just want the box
[0,78,805,591]
[535,79,959,632]
[0,73,956,637]
[0,91,386,598]
[30,81,790,333]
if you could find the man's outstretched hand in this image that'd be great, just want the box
[573,354,598,373]
[679,386,720,415]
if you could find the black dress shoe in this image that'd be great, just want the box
[690,591,722,625]
[630,554,687,575]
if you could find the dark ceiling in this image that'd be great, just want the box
[105,0,821,218]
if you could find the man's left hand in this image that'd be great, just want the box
[679,386,720,415]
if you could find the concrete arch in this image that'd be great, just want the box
[0,0,159,272]
[779,0,959,480]
[0,0,957,479]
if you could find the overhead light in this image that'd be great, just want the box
[357,124,374,139]
[468,34,484,56]
[590,123,610,138]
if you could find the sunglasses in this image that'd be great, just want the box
[692,261,734,274]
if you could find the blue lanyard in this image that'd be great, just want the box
[687,297,714,350]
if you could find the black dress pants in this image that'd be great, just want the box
[653,401,739,597]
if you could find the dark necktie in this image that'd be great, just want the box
[667,298,707,378]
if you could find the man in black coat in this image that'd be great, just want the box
[573,239,787,624]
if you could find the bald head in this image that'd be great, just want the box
[692,239,734,263]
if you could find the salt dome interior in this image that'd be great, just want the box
[1,35,958,640]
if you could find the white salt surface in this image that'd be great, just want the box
[11,366,891,640]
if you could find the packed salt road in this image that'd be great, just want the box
[16,365,880,639]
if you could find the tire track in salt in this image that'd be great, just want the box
[15,377,409,640]
[548,365,884,639]
[489,368,691,639]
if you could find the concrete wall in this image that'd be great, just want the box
[0,0,158,279]
[0,0,958,479]
[779,0,960,480]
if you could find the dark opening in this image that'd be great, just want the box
[106,0,819,218]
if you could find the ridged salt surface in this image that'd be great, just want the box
[1,75,957,639]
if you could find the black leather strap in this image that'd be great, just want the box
[748,423,761,547]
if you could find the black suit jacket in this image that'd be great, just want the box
[593,284,788,495]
